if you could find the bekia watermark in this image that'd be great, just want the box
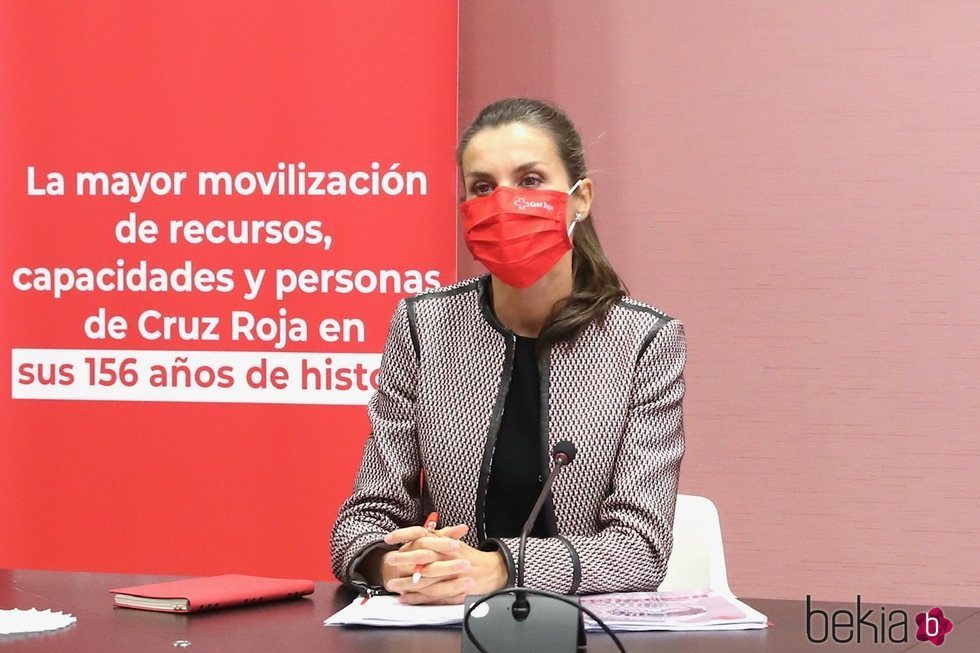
[915,608,955,647]
[806,595,954,646]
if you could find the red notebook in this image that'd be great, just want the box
[110,574,315,613]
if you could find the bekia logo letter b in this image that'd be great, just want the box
[915,608,954,646]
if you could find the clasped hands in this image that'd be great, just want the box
[375,523,507,605]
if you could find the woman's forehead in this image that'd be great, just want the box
[462,123,561,176]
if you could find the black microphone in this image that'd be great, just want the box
[513,440,577,621]
[551,440,577,467]
[461,440,591,653]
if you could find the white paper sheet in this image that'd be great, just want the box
[324,589,769,632]
[0,608,77,635]
[325,595,461,627]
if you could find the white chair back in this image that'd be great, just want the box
[657,494,731,594]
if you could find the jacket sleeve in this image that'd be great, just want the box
[330,298,423,588]
[486,318,687,594]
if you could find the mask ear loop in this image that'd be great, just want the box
[567,178,586,237]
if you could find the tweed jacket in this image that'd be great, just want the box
[330,274,686,595]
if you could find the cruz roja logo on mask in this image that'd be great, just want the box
[806,595,924,645]
[513,197,553,212]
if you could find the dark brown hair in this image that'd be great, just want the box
[456,97,627,352]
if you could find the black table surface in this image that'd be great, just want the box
[1,569,977,652]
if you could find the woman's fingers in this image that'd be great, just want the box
[383,522,469,546]
[436,523,469,539]
[385,559,472,592]
[384,548,442,568]
[381,533,506,604]
[397,576,476,604]
[392,535,463,558]
[412,535,462,554]
[383,526,430,545]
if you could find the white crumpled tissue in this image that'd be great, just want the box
[0,608,77,635]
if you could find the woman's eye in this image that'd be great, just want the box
[521,175,543,188]
[472,181,493,195]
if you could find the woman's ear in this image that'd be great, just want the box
[573,177,594,218]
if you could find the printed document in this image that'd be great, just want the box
[325,589,768,632]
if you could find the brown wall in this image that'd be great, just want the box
[459,1,980,606]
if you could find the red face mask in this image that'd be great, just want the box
[460,181,583,289]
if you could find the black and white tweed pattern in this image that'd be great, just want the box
[330,275,686,595]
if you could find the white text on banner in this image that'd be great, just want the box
[11,348,381,405]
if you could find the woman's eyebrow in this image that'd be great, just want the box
[464,161,545,180]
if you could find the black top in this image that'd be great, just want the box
[484,334,550,539]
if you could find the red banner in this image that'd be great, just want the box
[0,1,458,579]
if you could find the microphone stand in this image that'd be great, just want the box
[461,446,584,653]
[513,453,568,620]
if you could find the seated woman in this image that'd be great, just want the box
[331,97,686,605]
